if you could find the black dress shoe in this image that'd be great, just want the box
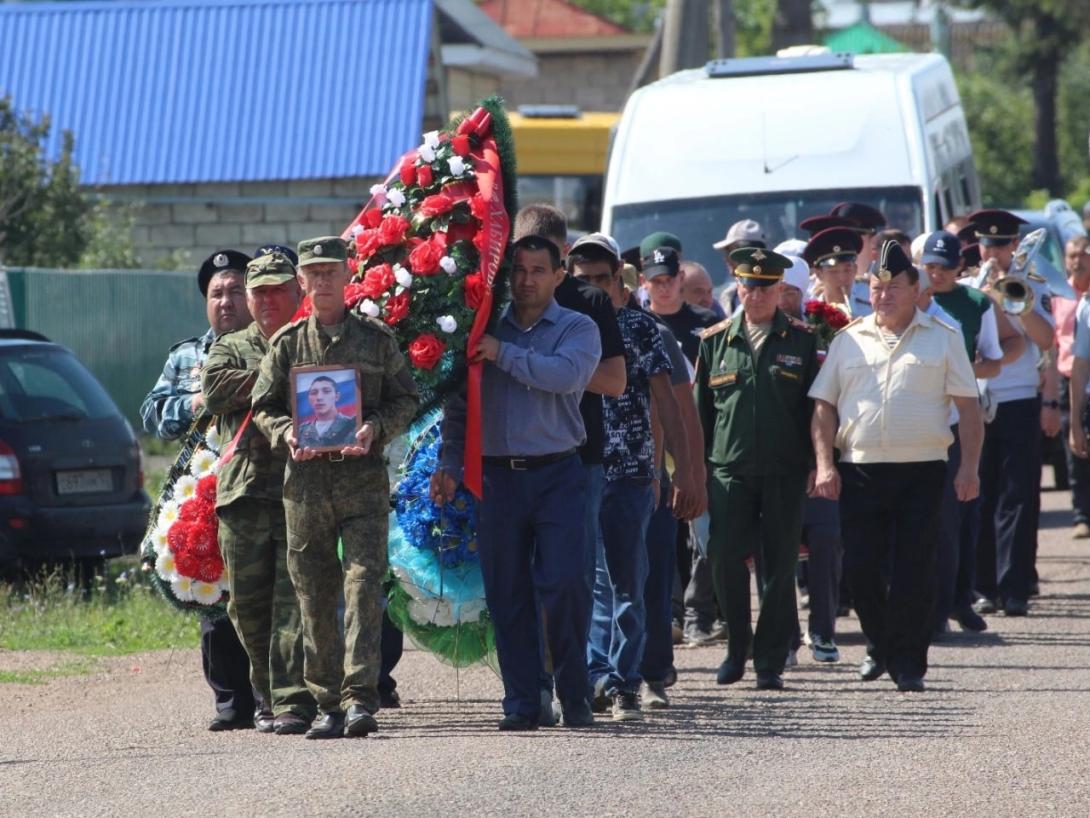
[273,713,310,735]
[1029,580,1040,597]
[952,605,988,632]
[379,689,401,709]
[344,705,379,737]
[859,654,885,682]
[716,654,745,685]
[755,672,784,691]
[972,596,997,615]
[254,708,276,733]
[559,700,595,728]
[208,708,254,732]
[897,676,925,692]
[305,711,345,739]
[497,713,538,732]
[1003,598,1029,617]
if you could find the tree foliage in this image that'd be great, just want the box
[0,96,135,268]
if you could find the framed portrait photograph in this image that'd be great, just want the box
[290,365,363,453]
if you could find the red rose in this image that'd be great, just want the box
[408,333,446,370]
[399,159,417,187]
[360,263,395,298]
[362,208,384,229]
[378,215,410,247]
[196,554,224,583]
[383,291,411,326]
[417,164,434,188]
[420,193,456,217]
[451,134,471,157]
[292,297,313,323]
[408,234,447,276]
[343,281,368,307]
[354,229,382,260]
[804,300,823,317]
[347,256,360,277]
[174,549,201,579]
[469,194,489,222]
[826,308,849,330]
[447,221,477,244]
[463,273,486,310]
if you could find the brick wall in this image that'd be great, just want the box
[102,178,375,268]
[497,50,643,111]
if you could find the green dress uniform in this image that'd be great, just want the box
[202,253,315,722]
[693,248,820,686]
[251,237,419,721]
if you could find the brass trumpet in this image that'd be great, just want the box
[989,228,1050,316]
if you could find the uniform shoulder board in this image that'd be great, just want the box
[269,319,305,344]
[786,315,812,333]
[932,316,959,333]
[167,336,200,353]
[836,317,863,335]
[354,312,397,337]
[699,318,731,339]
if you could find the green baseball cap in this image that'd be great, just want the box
[246,252,297,288]
[297,236,348,267]
[639,231,682,258]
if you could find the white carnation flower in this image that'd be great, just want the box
[351,223,363,236]
[369,183,387,201]
[439,256,458,275]
[436,315,458,334]
[423,130,441,149]
[448,156,466,177]
[387,188,406,208]
[192,581,222,606]
[155,551,178,582]
[393,264,413,289]
[189,448,217,478]
[171,576,194,602]
[360,299,381,318]
[174,475,198,502]
[418,144,436,163]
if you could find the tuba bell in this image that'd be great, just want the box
[991,228,1052,316]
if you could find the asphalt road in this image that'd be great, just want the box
[3,487,1090,818]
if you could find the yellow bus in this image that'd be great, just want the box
[508,107,620,234]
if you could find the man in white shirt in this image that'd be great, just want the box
[809,241,982,692]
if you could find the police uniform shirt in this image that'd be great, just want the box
[808,309,978,464]
[140,327,216,440]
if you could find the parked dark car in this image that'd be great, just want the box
[0,330,150,577]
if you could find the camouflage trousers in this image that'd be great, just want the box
[217,498,315,718]
[283,456,389,715]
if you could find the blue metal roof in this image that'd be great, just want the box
[0,0,434,185]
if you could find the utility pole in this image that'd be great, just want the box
[660,0,710,76]
[714,0,735,59]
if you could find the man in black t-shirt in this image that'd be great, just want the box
[512,204,626,725]
[641,236,721,647]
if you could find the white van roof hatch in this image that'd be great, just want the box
[705,53,854,79]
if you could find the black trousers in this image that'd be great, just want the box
[976,397,1041,604]
[839,460,946,681]
[200,614,256,714]
[378,609,403,695]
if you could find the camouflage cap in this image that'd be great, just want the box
[246,252,297,289]
[297,236,348,267]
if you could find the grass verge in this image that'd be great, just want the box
[0,559,200,656]
[0,659,97,685]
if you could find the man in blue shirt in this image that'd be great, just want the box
[434,235,603,730]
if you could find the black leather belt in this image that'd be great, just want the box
[482,449,576,471]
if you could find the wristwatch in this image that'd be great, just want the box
[1043,400,1061,409]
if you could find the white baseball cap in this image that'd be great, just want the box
[714,219,766,250]
[781,255,811,293]
[774,238,808,258]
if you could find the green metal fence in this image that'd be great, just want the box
[5,267,208,428]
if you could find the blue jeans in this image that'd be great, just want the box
[480,455,591,719]
[640,481,678,685]
[587,476,654,695]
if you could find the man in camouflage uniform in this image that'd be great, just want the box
[202,252,316,736]
[140,249,259,731]
[252,236,418,739]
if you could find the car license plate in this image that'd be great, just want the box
[56,469,113,495]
